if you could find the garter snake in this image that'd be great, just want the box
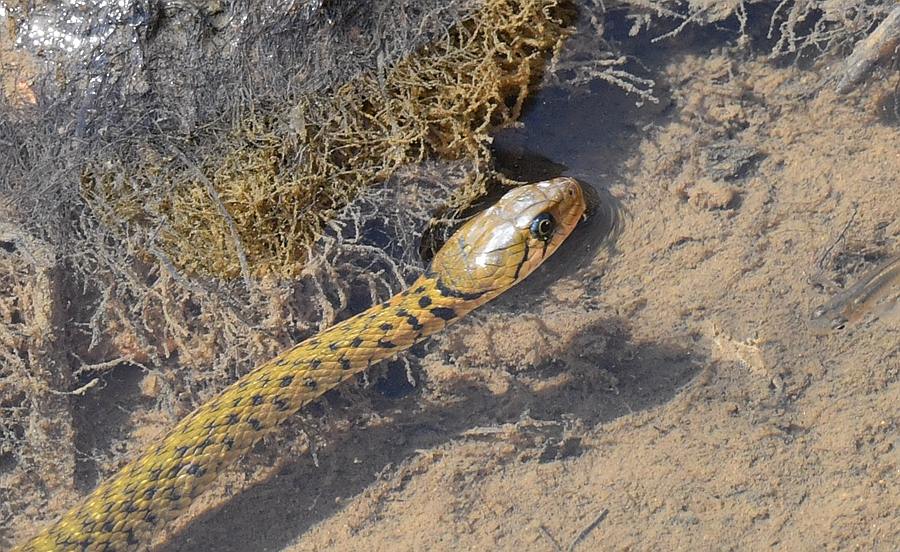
[14,177,587,552]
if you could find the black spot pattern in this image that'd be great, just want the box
[430,307,457,321]
[407,315,423,330]
[25,238,523,552]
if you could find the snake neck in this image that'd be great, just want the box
[286,269,494,372]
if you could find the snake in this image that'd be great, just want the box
[14,177,587,552]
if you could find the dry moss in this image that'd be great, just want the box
[0,223,74,542]
[82,0,575,279]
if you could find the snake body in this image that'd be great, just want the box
[15,177,587,552]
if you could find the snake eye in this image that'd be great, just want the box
[530,213,556,242]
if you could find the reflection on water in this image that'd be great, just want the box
[492,79,669,188]
[14,0,146,56]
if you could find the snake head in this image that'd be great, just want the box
[428,177,586,299]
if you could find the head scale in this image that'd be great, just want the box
[428,177,587,300]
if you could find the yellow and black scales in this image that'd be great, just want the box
[14,178,587,551]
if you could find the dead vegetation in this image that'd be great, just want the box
[82,0,575,279]
[2,0,900,547]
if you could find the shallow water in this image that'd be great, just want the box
[281,20,900,552]
[6,3,900,551]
